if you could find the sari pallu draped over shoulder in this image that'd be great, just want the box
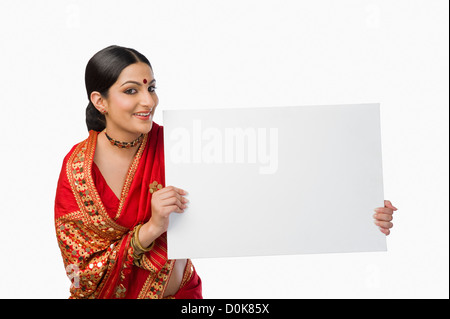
[54,123,202,299]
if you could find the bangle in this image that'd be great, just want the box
[132,224,155,256]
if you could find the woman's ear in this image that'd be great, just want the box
[90,91,108,114]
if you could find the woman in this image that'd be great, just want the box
[54,45,201,298]
[55,45,397,299]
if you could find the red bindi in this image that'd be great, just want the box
[143,79,147,84]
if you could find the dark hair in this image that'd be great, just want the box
[85,45,152,131]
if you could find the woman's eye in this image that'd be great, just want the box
[125,88,137,94]
[148,86,157,93]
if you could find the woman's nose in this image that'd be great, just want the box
[142,91,157,108]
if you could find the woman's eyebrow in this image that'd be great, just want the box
[120,79,156,87]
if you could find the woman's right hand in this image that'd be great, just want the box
[139,186,188,248]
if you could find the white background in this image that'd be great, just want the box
[0,0,448,298]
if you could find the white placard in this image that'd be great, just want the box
[164,104,386,259]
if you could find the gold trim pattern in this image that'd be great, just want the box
[56,129,190,299]
[66,138,125,240]
[137,260,175,299]
[65,131,148,238]
[115,133,148,219]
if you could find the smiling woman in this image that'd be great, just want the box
[54,45,202,299]
[84,45,156,135]
[90,62,157,144]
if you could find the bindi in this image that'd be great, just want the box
[143,79,147,84]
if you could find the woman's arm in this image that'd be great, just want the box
[138,186,188,248]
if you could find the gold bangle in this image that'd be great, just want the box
[133,224,155,253]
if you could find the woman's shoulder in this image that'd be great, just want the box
[150,121,164,139]
[62,130,98,163]
[153,121,162,130]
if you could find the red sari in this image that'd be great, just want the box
[54,123,202,299]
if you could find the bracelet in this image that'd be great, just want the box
[131,224,155,259]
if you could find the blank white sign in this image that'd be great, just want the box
[164,104,386,259]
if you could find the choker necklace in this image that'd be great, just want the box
[104,131,144,149]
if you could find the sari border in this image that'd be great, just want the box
[115,133,148,220]
[137,260,175,299]
[65,131,128,240]
[179,259,194,291]
[59,125,182,299]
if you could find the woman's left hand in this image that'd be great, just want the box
[373,200,398,235]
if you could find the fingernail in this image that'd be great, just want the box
[373,213,378,219]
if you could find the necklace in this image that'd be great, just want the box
[104,131,144,149]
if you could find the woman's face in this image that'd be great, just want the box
[97,62,158,140]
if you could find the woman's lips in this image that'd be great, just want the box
[133,111,152,120]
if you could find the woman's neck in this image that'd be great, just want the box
[98,130,142,158]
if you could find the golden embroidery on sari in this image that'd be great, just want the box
[137,260,175,299]
[66,139,128,240]
[57,131,149,298]
[179,259,194,290]
[55,211,123,298]
[115,134,148,219]
[55,129,195,299]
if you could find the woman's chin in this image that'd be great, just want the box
[138,119,153,134]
